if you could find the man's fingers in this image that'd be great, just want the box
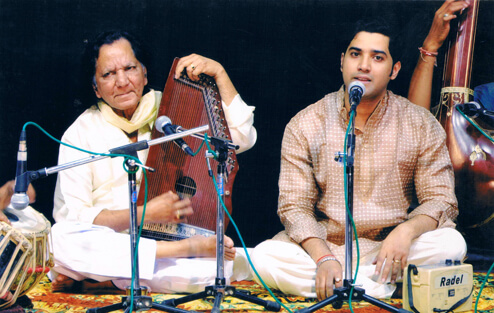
[390,259,402,283]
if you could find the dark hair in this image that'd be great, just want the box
[345,17,402,64]
[78,30,150,108]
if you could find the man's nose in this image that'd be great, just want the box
[115,70,130,87]
[358,57,371,72]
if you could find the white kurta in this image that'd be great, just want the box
[51,91,256,293]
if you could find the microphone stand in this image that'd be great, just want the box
[20,125,208,313]
[161,136,281,313]
[295,108,410,313]
[21,125,209,184]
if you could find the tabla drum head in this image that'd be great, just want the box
[4,206,49,234]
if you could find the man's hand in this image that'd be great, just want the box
[0,210,10,225]
[94,191,193,232]
[143,191,193,224]
[315,259,343,301]
[175,54,225,82]
[422,0,470,52]
[301,237,343,300]
[0,180,36,209]
[175,54,238,106]
[373,215,438,284]
[372,227,413,284]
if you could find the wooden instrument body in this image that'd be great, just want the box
[137,58,238,240]
[448,108,494,228]
[440,0,494,231]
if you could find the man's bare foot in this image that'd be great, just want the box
[51,274,78,292]
[51,274,120,294]
[186,235,236,260]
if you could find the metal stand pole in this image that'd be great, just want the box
[87,158,197,313]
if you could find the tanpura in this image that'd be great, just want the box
[438,0,493,247]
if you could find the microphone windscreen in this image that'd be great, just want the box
[10,193,29,210]
[155,116,172,133]
[348,81,366,96]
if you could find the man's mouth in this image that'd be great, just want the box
[354,76,371,82]
[116,91,133,98]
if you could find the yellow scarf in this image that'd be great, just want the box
[98,90,159,134]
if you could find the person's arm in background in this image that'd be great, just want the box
[0,180,36,224]
[408,0,470,110]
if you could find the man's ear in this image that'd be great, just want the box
[93,84,101,98]
[390,61,401,80]
[340,52,345,72]
[142,63,148,86]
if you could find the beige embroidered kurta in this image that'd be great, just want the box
[276,87,458,263]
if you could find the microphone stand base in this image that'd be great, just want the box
[86,294,196,313]
[161,284,281,313]
[294,280,411,313]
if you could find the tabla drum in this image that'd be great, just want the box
[0,206,53,308]
[0,219,32,309]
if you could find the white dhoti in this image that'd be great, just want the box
[50,221,252,294]
[249,228,467,299]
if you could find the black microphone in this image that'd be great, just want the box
[11,129,30,210]
[155,116,194,156]
[348,81,366,111]
[457,101,494,128]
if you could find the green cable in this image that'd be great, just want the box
[455,106,494,143]
[203,133,218,159]
[474,261,494,312]
[190,138,206,156]
[343,112,360,313]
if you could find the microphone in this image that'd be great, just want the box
[11,129,30,210]
[348,81,366,111]
[457,101,494,128]
[155,116,194,156]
